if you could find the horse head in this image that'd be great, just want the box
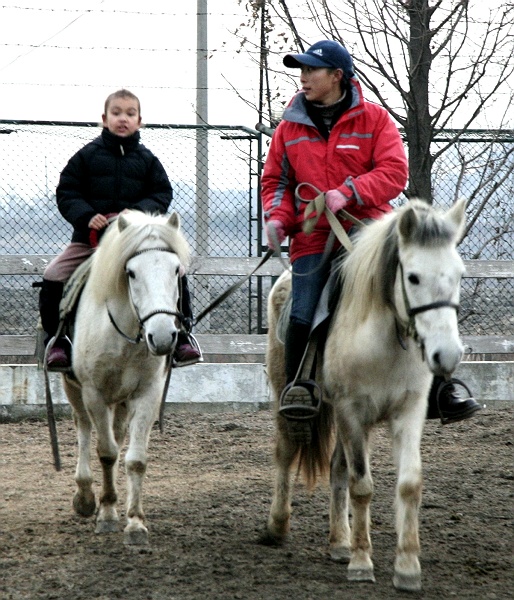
[91,211,190,356]
[395,198,467,376]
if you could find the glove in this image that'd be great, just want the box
[265,220,286,250]
[325,189,349,214]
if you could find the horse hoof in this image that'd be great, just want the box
[124,528,149,546]
[393,571,422,592]
[329,545,351,563]
[95,519,119,534]
[347,566,375,583]
[257,529,285,547]
[73,491,96,517]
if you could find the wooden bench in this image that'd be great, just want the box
[1,255,513,362]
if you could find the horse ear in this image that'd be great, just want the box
[398,203,420,242]
[168,211,180,230]
[118,214,130,231]
[446,197,467,242]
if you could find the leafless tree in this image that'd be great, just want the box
[236,0,513,209]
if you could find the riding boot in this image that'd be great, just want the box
[39,279,70,369]
[426,375,482,424]
[284,321,312,384]
[174,274,202,367]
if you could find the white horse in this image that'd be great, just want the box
[262,199,467,591]
[62,210,190,545]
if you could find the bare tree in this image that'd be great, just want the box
[238,0,514,206]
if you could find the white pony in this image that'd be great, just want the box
[63,210,190,545]
[262,199,467,591]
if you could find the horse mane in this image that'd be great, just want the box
[339,199,457,322]
[88,211,191,302]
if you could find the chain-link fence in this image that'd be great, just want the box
[0,121,265,336]
[429,131,514,338]
[1,121,513,339]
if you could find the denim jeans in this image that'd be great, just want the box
[290,253,332,327]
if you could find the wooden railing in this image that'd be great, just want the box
[1,255,513,362]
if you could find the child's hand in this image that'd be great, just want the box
[88,214,109,230]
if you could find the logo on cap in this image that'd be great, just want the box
[312,49,323,56]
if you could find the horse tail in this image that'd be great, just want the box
[297,400,335,490]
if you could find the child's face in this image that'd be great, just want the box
[102,97,141,137]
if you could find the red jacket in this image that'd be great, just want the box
[261,78,408,263]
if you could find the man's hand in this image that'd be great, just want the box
[325,189,349,213]
[265,220,286,250]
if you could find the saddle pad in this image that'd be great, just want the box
[276,262,343,344]
[59,255,94,321]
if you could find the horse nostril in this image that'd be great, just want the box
[432,352,441,366]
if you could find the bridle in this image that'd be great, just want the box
[395,261,460,352]
[107,247,186,345]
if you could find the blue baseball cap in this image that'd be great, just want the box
[283,40,354,78]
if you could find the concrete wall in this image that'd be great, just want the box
[0,361,512,421]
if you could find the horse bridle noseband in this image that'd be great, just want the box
[107,247,186,345]
[396,261,460,352]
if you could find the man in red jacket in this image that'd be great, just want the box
[261,40,481,424]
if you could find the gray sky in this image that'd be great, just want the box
[0,0,260,125]
[0,1,510,129]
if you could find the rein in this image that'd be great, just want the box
[193,249,275,325]
[288,183,365,278]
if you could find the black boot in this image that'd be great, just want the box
[39,279,70,369]
[427,376,482,424]
[284,321,311,384]
[39,279,64,339]
[279,321,321,422]
[174,274,202,367]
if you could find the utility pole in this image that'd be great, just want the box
[196,0,209,256]
[196,0,210,328]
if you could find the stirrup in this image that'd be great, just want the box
[435,377,480,425]
[278,379,322,421]
[172,332,203,368]
[44,335,73,373]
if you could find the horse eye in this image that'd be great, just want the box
[408,273,420,285]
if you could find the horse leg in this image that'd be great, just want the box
[122,397,159,545]
[260,418,299,546]
[84,395,121,534]
[64,379,97,518]
[328,435,351,562]
[390,414,424,591]
[341,423,375,583]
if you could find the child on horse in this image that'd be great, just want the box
[261,40,481,424]
[39,89,202,370]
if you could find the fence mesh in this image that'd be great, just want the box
[0,121,512,339]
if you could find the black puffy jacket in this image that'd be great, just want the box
[56,128,173,244]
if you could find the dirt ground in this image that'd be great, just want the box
[1,406,512,600]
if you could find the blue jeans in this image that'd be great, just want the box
[290,253,332,327]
